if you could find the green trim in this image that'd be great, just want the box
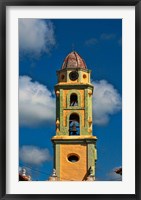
[84,89,88,129]
[57,68,90,74]
[56,94,60,120]
[58,89,63,135]
[55,84,93,90]
[94,146,97,161]
[52,138,97,144]
[55,144,60,179]
[87,144,95,176]
[64,108,85,110]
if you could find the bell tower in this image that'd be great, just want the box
[52,51,97,181]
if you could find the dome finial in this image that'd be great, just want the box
[72,43,75,52]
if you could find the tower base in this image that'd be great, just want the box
[51,135,97,181]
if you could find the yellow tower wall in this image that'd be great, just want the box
[60,144,87,181]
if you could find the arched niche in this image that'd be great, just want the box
[68,113,80,136]
[67,90,81,108]
[70,93,78,106]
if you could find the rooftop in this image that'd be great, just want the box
[61,51,87,69]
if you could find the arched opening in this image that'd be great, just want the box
[69,113,80,135]
[70,93,78,106]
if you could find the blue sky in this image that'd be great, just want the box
[19,19,122,181]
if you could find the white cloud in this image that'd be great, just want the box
[19,19,55,54]
[19,76,55,126]
[92,80,121,125]
[19,76,121,127]
[19,166,22,172]
[85,38,98,46]
[101,33,116,40]
[19,145,51,165]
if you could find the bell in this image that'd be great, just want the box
[71,123,77,135]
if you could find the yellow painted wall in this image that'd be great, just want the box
[58,70,89,84]
[60,144,87,181]
[79,90,84,107]
[81,71,89,83]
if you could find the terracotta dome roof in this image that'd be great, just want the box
[61,51,87,69]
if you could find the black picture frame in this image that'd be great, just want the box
[0,0,140,199]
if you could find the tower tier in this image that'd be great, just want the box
[52,136,97,181]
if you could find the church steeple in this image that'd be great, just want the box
[51,51,97,181]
